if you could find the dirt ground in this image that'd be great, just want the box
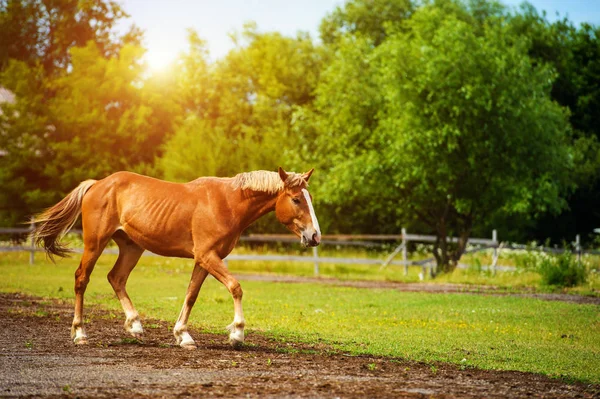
[1,293,598,398]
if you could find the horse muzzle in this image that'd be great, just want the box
[301,229,321,248]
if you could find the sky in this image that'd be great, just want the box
[116,0,342,70]
[116,0,600,71]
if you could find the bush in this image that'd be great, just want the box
[538,252,588,288]
[510,243,589,287]
[510,242,554,275]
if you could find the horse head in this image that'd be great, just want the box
[275,167,321,247]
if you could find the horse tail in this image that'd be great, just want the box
[31,179,97,261]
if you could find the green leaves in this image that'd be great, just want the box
[1,0,596,250]
[158,27,324,182]
[0,1,156,225]
[377,7,572,216]
[298,0,576,270]
[44,42,175,185]
[0,0,139,76]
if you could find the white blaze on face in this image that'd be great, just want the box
[302,189,321,238]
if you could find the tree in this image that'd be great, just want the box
[509,6,600,243]
[0,1,165,226]
[159,25,324,181]
[302,0,575,273]
[0,61,50,226]
[0,42,179,224]
[45,42,177,188]
[291,34,392,234]
[0,0,141,75]
[319,0,415,46]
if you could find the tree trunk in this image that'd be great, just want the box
[450,221,472,266]
[432,222,451,276]
[432,215,473,277]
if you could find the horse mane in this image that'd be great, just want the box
[232,170,307,194]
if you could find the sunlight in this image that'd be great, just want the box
[144,48,177,74]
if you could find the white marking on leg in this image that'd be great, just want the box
[129,320,144,335]
[178,331,195,347]
[174,321,196,348]
[124,310,144,336]
[72,327,88,344]
[228,328,244,346]
[227,313,245,347]
[302,189,321,237]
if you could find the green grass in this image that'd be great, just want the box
[231,248,600,296]
[1,251,599,383]
[13,234,600,292]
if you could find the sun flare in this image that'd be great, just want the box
[144,48,176,73]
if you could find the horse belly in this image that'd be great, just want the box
[120,222,194,258]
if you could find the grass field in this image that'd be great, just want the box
[14,233,600,292]
[205,242,600,294]
[1,251,599,383]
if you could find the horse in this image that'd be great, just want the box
[31,167,321,349]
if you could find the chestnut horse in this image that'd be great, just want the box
[31,168,321,349]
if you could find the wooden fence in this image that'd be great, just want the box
[1,226,595,277]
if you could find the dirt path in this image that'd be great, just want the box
[236,274,600,305]
[0,293,598,398]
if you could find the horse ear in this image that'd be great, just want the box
[278,167,289,183]
[303,168,314,182]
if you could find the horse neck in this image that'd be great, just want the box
[235,189,279,230]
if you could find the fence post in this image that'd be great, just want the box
[29,221,35,265]
[313,246,319,276]
[402,228,408,276]
[492,229,497,276]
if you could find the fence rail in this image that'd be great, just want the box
[1,226,595,277]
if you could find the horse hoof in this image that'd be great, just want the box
[228,326,244,349]
[175,330,196,349]
[73,337,88,345]
[126,320,144,337]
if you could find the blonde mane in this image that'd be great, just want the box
[232,170,307,194]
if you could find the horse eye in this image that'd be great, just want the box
[292,198,301,205]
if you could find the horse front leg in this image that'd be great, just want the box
[225,285,245,348]
[205,254,245,348]
[173,264,209,350]
[193,252,246,348]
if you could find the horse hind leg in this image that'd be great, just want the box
[71,236,111,344]
[173,263,209,350]
[108,230,145,338]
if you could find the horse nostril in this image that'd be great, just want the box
[312,233,320,245]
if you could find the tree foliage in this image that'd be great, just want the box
[1,0,599,269]
[0,0,168,226]
[508,6,600,242]
[300,0,575,272]
[319,0,415,46]
[0,0,141,75]
[159,25,324,181]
